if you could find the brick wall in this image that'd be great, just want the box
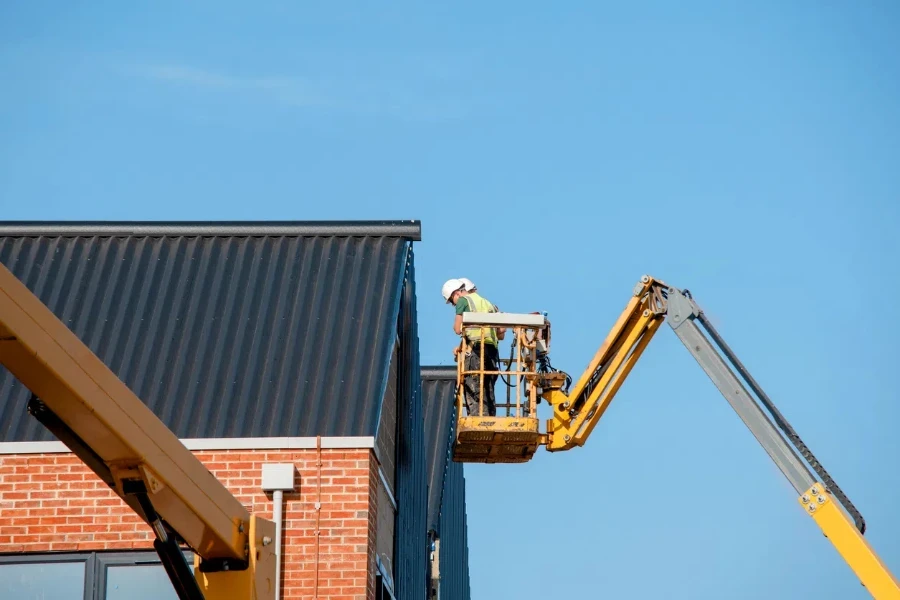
[0,448,381,600]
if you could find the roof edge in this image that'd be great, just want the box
[372,241,412,438]
[0,436,376,454]
[0,220,422,240]
[421,366,456,380]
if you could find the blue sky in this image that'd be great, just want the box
[2,2,899,598]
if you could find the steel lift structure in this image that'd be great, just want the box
[452,275,900,599]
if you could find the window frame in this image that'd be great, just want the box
[94,550,194,599]
[0,552,95,600]
[0,550,194,600]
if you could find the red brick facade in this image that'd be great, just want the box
[0,447,383,600]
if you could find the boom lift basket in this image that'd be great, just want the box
[452,312,562,464]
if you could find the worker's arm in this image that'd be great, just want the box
[491,303,507,340]
[0,263,275,600]
[454,296,474,335]
[540,276,900,598]
[454,313,464,335]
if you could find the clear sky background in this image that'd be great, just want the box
[2,2,899,598]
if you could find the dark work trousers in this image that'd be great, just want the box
[463,341,499,417]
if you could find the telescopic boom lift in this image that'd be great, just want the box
[451,275,900,599]
[0,264,275,600]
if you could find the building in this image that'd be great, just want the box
[0,221,470,600]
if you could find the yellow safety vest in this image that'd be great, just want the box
[463,292,499,346]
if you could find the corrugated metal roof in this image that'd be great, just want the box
[0,224,417,441]
[422,366,458,533]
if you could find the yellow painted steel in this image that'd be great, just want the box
[453,415,542,463]
[800,484,900,599]
[194,515,277,600]
[0,262,275,599]
[545,295,665,451]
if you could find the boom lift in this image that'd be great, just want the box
[0,267,275,600]
[452,275,900,599]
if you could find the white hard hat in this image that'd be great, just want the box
[441,278,465,303]
[459,277,475,291]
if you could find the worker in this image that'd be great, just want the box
[457,276,506,328]
[459,277,477,293]
[442,278,505,417]
[458,277,501,311]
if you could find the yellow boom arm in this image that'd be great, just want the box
[0,263,275,600]
[540,275,900,599]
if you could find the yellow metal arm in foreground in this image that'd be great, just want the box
[0,263,274,600]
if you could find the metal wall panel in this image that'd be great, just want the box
[0,228,413,441]
[376,341,400,492]
[421,369,456,533]
[392,250,428,600]
[422,366,471,600]
[438,458,472,600]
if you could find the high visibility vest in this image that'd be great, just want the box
[463,292,499,346]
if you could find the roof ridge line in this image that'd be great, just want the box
[0,220,422,240]
[421,366,457,379]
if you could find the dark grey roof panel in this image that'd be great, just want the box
[0,220,422,240]
[0,231,410,441]
[422,366,457,532]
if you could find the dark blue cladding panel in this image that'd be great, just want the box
[438,458,471,600]
[421,368,456,533]
[422,366,471,600]
[0,227,413,441]
[392,250,428,600]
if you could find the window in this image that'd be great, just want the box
[0,555,88,600]
[376,572,398,600]
[98,553,191,600]
[0,550,194,600]
[375,555,397,600]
